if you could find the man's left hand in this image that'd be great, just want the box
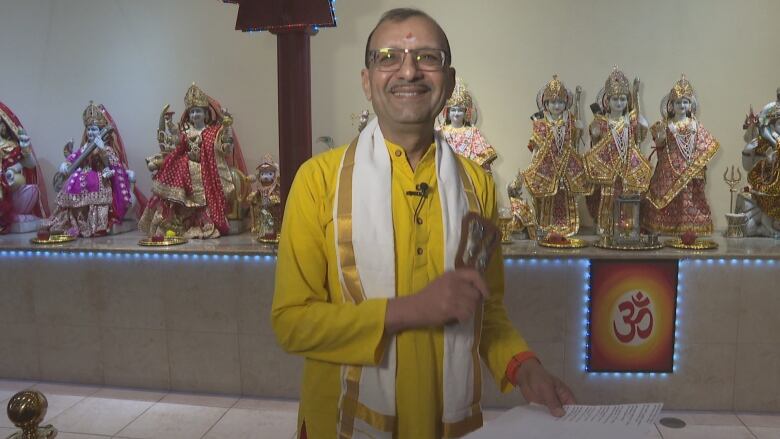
[515,359,576,417]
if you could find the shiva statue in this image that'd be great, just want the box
[737,88,780,237]
[439,77,497,171]
[247,155,281,243]
[584,67,652,236]
[521,75,590,236]
[46,102,143,237]
[642,75,719,236]
[0,101,49,233]
[139,83,249,239]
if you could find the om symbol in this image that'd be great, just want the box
[612,291,654,344]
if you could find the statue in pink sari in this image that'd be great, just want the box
[0,102,49,233]
[45,102,146,237]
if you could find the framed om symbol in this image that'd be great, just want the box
[587,259,678,373]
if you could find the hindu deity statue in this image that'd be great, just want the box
[642,75,719,235]
[46,102,143,237]
[584,67,652,235]
[139,83,249,239]
[521,75,590,236]
[439,77,497,170]
[738,89,780,236]
[507,171,538,240]
[246,155,281,242]
[0,102,49,233]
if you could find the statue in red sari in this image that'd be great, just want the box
[0,102,49,233]
[139,83,248,238]
[46,102,144,237]
[642,75,719,235]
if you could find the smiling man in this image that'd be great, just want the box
[272,8,574,439]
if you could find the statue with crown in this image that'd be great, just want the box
[0,101,49,234]
[642,74,719,236]
[43,102,144,238]
[516,75,591,238]
[139,83,249,240]
[584,67,653,239]
[738,88,780,237]
[246,155,281,243]
[439,77,498,171]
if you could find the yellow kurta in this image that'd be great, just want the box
[272,140,531,439]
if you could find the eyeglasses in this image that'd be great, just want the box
[367,48,449,72]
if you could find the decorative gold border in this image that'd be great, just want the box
[665,238,718,250]
[30,234,76,245]
[137,236,188,247]
[539,237,588,249]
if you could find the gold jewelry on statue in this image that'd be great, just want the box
[184,82,210,108]
[446,77,473,110]
[669,74,695,102]
[82,101,109,127]
[604,66,630,97]
[542,75,568,102]
[256,154,279,174]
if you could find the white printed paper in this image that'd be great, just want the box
[464,403,663,439]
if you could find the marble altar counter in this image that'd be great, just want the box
[0,231,778,411]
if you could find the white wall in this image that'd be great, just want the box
[1,0,777,230]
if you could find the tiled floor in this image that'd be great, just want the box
[2,379,780,438]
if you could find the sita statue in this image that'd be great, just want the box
[521,75,590,237]
[642,75,719,236]
[246,155,281,243]
[439,77,497,171]
[584,67,652,235]
[738,89,780,236]
[0,101,49,234]
[139,83,249,239]
[45,102,144,237]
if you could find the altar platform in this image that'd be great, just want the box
[1,231,778,412]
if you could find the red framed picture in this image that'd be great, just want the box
[588,259,678,373]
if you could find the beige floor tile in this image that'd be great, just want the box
[116,403,227,439]
[48,396,157,436]
[202,407,298,439]
[0,378,38,398]
[33,382,101,397]
[232,397,298,411]
[751,427,780,439]
[160,391,238,408]
[657,424,755,439]
[740,412,780,428]
[659,410,743,426]
[55,433,113,439]
[91,388,166,402]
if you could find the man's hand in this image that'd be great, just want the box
[515,359,575,417]
[385,268,488,335]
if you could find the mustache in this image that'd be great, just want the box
[387,82,431,93]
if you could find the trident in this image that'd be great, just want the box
[723,165,742,213]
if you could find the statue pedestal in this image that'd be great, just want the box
[8,218,41,234]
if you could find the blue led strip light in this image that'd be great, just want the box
[0,249,276,263]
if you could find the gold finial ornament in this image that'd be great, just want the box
[446,77,473,110]
[82,101,108,127]
[604,66,630,97]
[669,73,695,102]
[542,74,568,103]
[184,83,209,108]
[6,390,58,439]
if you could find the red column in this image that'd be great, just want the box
[275,30,312,212]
